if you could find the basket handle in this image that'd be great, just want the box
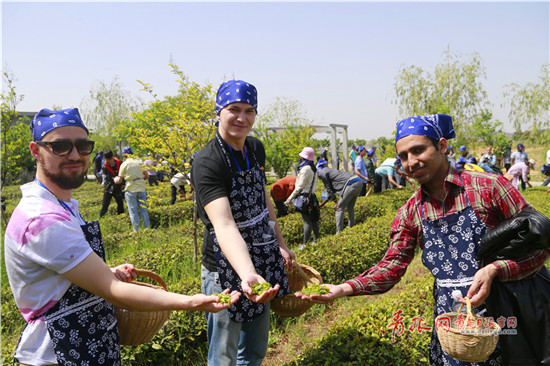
[456,297,475,330]
[134,269,168,290]
[293,263,314,286]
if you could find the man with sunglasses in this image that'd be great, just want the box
[4,108,240,366]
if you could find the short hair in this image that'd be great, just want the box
[428,137,440,151]
[104,150,114,159]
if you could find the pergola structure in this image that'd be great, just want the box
[265,123,352,172]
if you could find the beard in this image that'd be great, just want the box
[39,159,88,190]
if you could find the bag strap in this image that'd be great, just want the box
[306,172,316,198]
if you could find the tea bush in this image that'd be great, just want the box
[284,258,433,366]
[2,178,548,366]
[297,214,394,284]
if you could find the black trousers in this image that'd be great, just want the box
[99,189,124,217]
[170,184,186,205]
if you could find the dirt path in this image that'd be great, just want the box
[263,258,431,365]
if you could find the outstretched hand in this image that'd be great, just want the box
[192,289,241,313]
[241,273,280,303]
[294,283,351,304]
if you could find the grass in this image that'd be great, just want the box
[1,176,549,365]
[264,255,432,365]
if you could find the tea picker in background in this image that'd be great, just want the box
[480,146,497,166]
[393,156,415,188]
[506,158,535,191]
[511,143,529,191]
[296,113,549,365]
[143,154,159,186]
[286,146,321,250]
[191,80,293,366]
[117,146,150,232]
[270,176,297,217]
[457,145,473,162]
[316,159,362,234]
[92,150,104,184]
[99,149,125,218]
[542,146,550,187]
[4,108,240,366]
[348,144,357,170]
[374,156,403,192]
[170,170,190,205]
[354,146,375,196]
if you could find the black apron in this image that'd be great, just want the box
[31,220,120,365]
[209,135,289,322]
[421,187,501,365]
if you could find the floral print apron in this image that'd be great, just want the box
[421,186,501,366]
[31,221,120,365]
[209,135,289,322]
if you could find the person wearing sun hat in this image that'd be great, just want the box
[191,80,293,366]
[5,108,239,366]
[295,113,549,366]
[285,146,321,249]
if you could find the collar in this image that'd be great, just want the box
[419,164,463,202]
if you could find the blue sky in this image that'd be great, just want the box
[2,1,549,140]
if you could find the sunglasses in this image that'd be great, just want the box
[36,140,95,156]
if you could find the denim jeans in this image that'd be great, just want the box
[201,267,270,366]
[543,175,550,186]
[124,190,150,231]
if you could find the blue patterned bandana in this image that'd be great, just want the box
[215,80,258,114]
[31,108,89,141]
[395,114,455,143]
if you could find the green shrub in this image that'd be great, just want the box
[284,259,433,366]
[297,215,394,284]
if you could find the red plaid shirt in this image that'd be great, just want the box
[345,166,549,295]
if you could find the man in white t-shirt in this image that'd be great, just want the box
[4,108,239,366]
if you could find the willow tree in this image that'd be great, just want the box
[118,64,216,175]
[255,97,316,178]
[393,49,490,140]
[81,76,142,152]
[504,64,549,143]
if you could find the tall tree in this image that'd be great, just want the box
[1,71,33,187]
[117,64,216,176]
[81,76,142,151]
[393,49,489,139]
[255,97,316,178]
[470,109,510,160]
[503,64,549,143]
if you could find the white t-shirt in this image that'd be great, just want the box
[511,150,528,164]
[4,183,92,365]
[170,172,189,190]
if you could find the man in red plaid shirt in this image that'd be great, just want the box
[296,114,549,365]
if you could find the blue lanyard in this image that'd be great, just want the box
[34,178,81,220]
[226,144,249,172]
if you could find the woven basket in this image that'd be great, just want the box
[435,297,500,362]
[271,262,323,317]
[114,269,172,346]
